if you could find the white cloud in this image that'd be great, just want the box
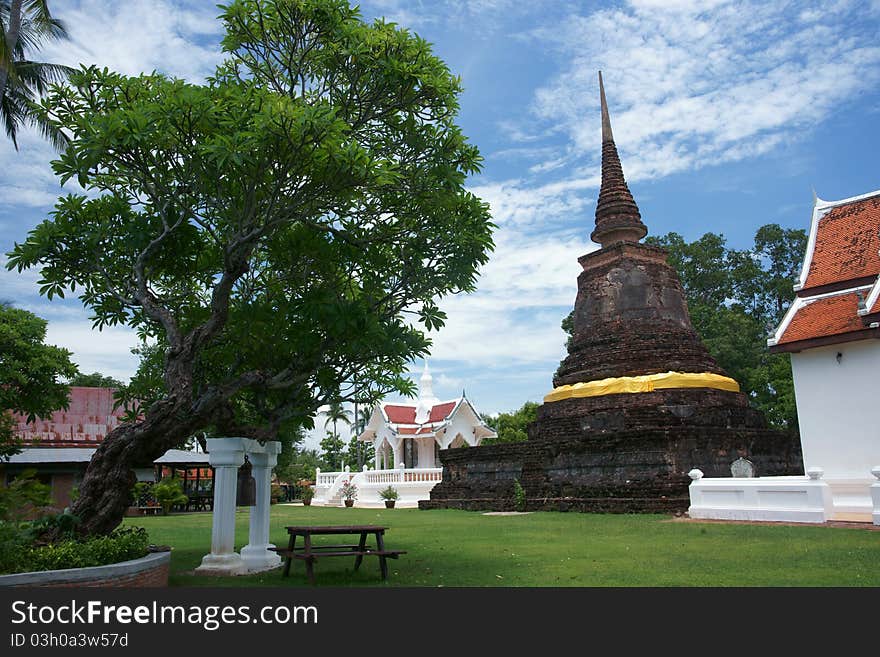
[523,0,880,183]
[42,0,222,81]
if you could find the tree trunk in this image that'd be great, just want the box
[70,397,204,536]
[0,0,24,101]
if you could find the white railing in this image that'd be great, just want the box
[316,470,340,487]
[361,468,442,484]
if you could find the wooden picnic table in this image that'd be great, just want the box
[273,525,406,585]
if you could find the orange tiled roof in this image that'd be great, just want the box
[803,195,880,290]
[778,291,868,345]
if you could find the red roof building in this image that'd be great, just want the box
[767,189,880,521]
[12,386,128,447]
[358,363,496,469]
[769,190,880,351]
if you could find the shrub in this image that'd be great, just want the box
[513,479,526,512]
[0,470,52,522]
[131,482,156,507]
[300,486,315,502]
[378,485,399,501]
[152,477,188,515]
[0,526,150,575]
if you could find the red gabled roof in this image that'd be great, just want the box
[383,405,416,424]
[802,194,880,291]
[777,291,869,345]
[428,401,457,423]
[381,400,459,430]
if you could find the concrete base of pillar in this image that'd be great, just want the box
[240,544,282,573]
[195,552,245,576]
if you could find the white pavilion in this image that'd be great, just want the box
[310,363,497,507]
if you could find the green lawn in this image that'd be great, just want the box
[124,506,880,587]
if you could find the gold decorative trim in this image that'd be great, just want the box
[544,371,740,403]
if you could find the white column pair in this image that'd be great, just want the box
[195,438,282,576]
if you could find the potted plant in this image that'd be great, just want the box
[340,479,357,507]
[151,477,188,516]
[379,485,399,508]
[300,486,315,507]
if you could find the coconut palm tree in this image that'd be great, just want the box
[323,400,352,441]
[1,0,73,149]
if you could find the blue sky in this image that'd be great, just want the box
[2,1,880,449]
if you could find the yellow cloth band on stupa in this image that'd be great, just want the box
[543,371,740,403]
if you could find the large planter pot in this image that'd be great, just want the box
[0,550,171,588]
[384,500,396,508]
[302,498,312,506]
[344,499,354,508]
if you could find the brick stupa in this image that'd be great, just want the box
[422,73,803,513]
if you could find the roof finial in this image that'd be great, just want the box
[599,70,613,143]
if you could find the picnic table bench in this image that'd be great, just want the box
[136,505,162,516]
[272,525,406,585]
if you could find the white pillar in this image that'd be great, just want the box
[196,438,245,575]
[240,441,282,573]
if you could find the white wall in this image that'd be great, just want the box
[791,340,880,480]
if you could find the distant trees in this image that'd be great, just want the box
[0,0,73,148]
[645,224,806,433]
[68,372,124,388]
[482,401,539,445]
[0,303,77,460]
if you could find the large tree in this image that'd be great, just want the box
[646,224,806,432]
[0,0,72,148]
[6,0,494,535]
[0,303,78,459]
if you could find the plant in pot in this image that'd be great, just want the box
[379,485,399,508]
[300,486,315,506]
[340,479,358,507]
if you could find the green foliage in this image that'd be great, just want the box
[68,371,124,388]
[512,479,526,512]
[0,304,78,459]
[6,0,494,477]
[320,433,346,471]
[346,434,375,469]
[0,0,74,149]
[0,469,52,522]
[276,447,321,484]
[299,485,315,502]
[151,478,188,515]
[0,526,150,575]
[642,224,807,432]
[378,485,398,501]
[482,402,539,445]
[131,482,155,507]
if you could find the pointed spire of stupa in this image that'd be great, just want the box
[591,71,648,248]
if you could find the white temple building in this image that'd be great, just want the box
[310,363,497,507]
[688,189,880,524]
